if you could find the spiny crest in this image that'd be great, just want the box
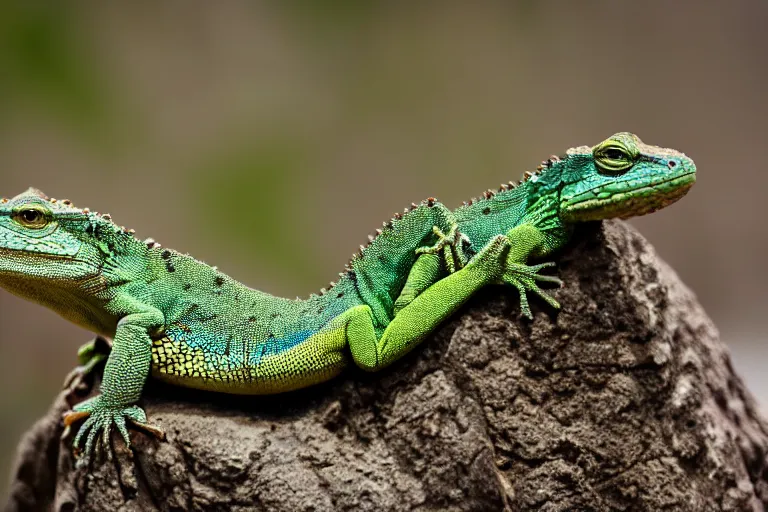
[143,237,162,249]
[335,196,442,294]
[57,198,138,237]
[349,197,435,260]
[462,153,564,207]
[520,153,562,184]
[6,188,151,244]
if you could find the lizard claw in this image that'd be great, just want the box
[64,395,164,468]
[416,225,470,273]
[500,262,562,319]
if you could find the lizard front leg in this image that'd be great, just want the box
[498,223,563,319]
[63,305,166,466]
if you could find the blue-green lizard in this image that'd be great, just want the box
[0,132,695,465]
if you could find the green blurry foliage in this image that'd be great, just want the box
[0,1,113,146]
[189,136,321,290]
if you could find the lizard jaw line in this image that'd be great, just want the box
[560,172,696,222]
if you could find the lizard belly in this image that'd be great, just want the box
[150,326,350,395]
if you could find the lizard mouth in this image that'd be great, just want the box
[560,172,696,222]
[0,247,99,278]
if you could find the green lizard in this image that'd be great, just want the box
[0,132,695,466]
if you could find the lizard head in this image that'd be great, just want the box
[0,188,146,330]
[558,133,696,222]
[0,188,94,279]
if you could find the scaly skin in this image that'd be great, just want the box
[0,133,695,466]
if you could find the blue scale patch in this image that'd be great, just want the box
[249,329,314,366]
[165,325,230,355]
[165,324,315,361]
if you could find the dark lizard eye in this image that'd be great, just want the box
[14,208,49,228]
[604,148,626,160]
[22,210,41,223]
[594,142,634,174]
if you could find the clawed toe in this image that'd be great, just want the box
[416,225,468,273]
[130,420,166,440]
[501,260,562,318]
[63,410,91,427]
[63,395,162,467]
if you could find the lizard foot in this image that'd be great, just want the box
[62,337,112,391]
[501,262,562,319]
[63,395,164,468]
[416,225,470,273]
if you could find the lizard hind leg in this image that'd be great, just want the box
[347,235,510,372]
[393,218,471,315]
[392,253,443,316]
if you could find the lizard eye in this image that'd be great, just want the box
[594,144,633,174]
[13,207,49,229]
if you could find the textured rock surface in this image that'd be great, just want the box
[5,220,768,511]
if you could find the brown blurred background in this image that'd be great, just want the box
[1,1,766,496]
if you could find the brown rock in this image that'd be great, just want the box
[5,221,768,511]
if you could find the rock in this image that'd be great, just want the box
[5,220,768,511]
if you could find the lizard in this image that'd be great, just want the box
[0,132,696,466]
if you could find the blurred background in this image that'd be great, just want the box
[1,0,766,497]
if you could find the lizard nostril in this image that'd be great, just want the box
[668,160,677,169]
